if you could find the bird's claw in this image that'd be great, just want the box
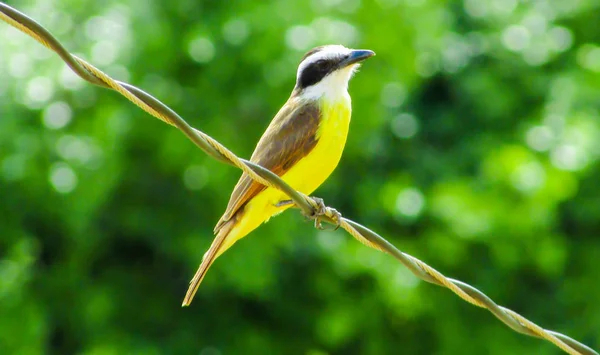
[306,196,342,231]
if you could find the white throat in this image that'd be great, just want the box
[299,64,358,101]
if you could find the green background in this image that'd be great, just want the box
[1,0,599,354]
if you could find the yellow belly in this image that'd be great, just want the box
[218,97,352,253]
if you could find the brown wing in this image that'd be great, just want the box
[214,99,321,233]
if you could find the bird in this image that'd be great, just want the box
[182,44,375,306]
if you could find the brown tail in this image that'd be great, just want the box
[181,217,237,306]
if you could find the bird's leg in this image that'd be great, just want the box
[275,199,294,207]
[307,196,342,231]
[308,197,326,229]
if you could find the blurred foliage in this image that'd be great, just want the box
[1,0,600,354]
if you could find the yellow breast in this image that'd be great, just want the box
[280,97,351,195]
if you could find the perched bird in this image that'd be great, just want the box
[183,45,374,306]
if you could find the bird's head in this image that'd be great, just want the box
[293,44,375,100]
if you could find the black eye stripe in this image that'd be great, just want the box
[297,59,337,89]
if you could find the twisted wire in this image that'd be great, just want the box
[0,3,596,355]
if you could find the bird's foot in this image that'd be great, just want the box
[306,196,342,231]
[275,197,342,230]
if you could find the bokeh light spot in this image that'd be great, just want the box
[49,163,78,194]
[317,230,345,252]
[442,34,472,73]
[550,144,588,171]
[91,40,119,66]
[502,25,531,52]
[25,76,54,105]
[223,19,250,45]
[511,161,546,193]
[43,101,72,130]
[522,13,547,36]
[8,53,32,79]
[548,26,573,52]
[106,65,130,82]
[285,26,315,51]
[312,18,358,45]
[84,14,128,42]
[380,82,406,108]
[188,37,216,63]
[183,165,208,191]
[415,52,439,77]
[391,113,419,139]
[526,126,554,152]
[523,45,549,66]
[394,267,420,289]
[491,0,517,14]
[59,65,85,90]
[56,135,101,167]
[577,44,600,72]
[464,0,487,18]
[396,188,425,217]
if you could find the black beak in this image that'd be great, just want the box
[339,49,375,68]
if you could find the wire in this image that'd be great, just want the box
[0,3,596,355]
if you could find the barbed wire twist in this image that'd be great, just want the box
[0,3,596,355]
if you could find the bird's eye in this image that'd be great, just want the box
[315,60,328,71]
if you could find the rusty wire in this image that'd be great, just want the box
[0,3,597,355]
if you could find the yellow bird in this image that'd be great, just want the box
[183,45,374,306]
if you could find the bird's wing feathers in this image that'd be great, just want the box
[214,101,321,233]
